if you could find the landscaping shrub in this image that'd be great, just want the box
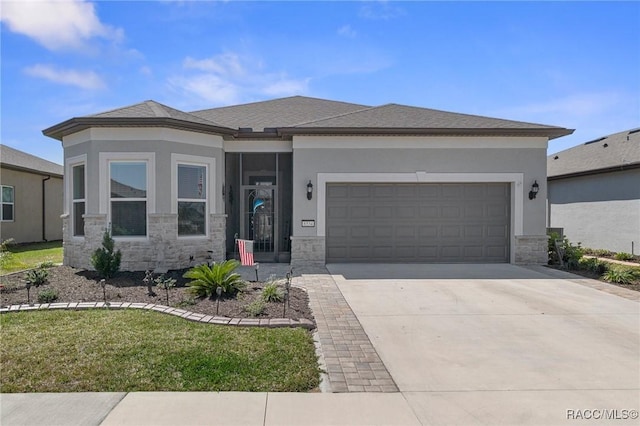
[0,238,15,267]
[25,268,49,287]
[37,261,56,269]
[602,267,636,285]
[184,260,246,299]
[614,252,635,261]
[578,257,609,275]
[244,299,266,317]
[91,230,121,278]
[548,232,583,269]
[262,282,284,303]
[37,288,58,303]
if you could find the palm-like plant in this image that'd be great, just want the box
[183,260,246,299]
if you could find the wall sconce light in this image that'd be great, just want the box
[306,180,313,200]
[528,180,539,200]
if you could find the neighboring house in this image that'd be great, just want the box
[547,129,640,254]
[0,145,64,243]
[43,96,572,271]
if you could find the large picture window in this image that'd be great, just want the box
[178,164,207,236]
[1,185,14,221]
[72,164,85,236]
[110,162,147,236]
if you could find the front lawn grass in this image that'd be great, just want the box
[0,310,320,392]
[1,241,63,275]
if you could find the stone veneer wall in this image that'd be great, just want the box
[290,236,325,268]
[63,213,226,272]
[514,235,548,264]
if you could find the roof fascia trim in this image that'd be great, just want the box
[279,127,574,139]
[548,162,640,181]
[43,117,237,140]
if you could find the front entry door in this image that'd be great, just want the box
[241,185,277,262]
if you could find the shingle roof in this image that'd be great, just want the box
[293,103,560,130]
[190,96,370,130]
[547,129,640,178]
[92,100,226,127]
[0,145,63,176]
[44,96,573,141]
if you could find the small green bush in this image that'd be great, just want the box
[0,238,15,266]
[244,299,266,317]
[37,288,58,303]
[184,260,246,299]
[548,233,583,269]
[25,268,49,287]
[91,230,121,278]
[602,268,635,285]
[37,261,56,269]
[614,252,635,261]
[579,258,609,275]
[592,249,613,257]
[262,282,284,303]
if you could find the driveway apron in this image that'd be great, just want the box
[328,263,640,425]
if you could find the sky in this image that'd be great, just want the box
[1,1,639,166]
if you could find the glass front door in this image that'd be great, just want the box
[242,186,276,257]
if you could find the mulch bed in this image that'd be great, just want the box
[0,266,315,323]
[546,265,640,292]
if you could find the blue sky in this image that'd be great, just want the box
[2,1,639,165]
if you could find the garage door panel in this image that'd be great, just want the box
[350,185,371,198]
[326,183,510,263]
[373,185,395,198]
[373,226,393,238]
[397,206,416,218]
[373,206,393,219]
[419,206,439,218]
[442,206,461,218]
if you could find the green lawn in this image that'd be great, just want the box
[0,241,63,275]
[0,310,321,392]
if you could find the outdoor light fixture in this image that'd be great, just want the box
[307,180,313,200]
[528,180,539,200]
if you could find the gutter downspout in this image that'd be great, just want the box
[42,175,51,241]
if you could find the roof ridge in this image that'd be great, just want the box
[190,95,369,114]
[291,105,380,127]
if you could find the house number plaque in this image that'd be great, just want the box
[301,220,315,227]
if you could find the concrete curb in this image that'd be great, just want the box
[0,302,316,329]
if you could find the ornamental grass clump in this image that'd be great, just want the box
[184,260,246,299]
[262,282,284,303]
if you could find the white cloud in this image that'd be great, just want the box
[0,0,123,51]
[24,64,106,90]
[169,52,310,106]
[337,25,357,38]
[359,1,405,20]
[506,92,623,117]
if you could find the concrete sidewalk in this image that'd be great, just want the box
[1,392,422,426]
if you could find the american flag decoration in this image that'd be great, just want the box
[237,239,254,266]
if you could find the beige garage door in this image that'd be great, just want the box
[326,183,510,263]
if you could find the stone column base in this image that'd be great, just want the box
[291,236,325,268]
[514,235,548,264]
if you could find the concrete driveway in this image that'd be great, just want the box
[327,264,640,425]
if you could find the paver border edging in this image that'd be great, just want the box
[0,302,316,329]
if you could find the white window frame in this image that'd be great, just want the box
[66,154,87,239]
[1,185,15,222]
[171,154,215,239]
[99,152,155,240]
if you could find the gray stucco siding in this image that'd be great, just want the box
[66,138,225,216]
[548,169,640,253]
[292,146,547,238]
